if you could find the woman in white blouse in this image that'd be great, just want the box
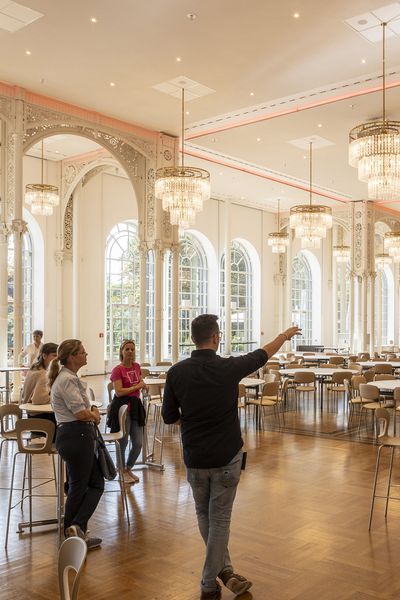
[49,339,103,549]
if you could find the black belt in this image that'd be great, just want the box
[57,421,94,428]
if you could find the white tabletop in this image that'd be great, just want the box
[146,365,171,373]
[357,361,400,368]
[280,368,359,377]
[240,377,265,386]
[0,366,29,373]
[373,380,400,391]
[144,377,166,386]
[19,400,104,413]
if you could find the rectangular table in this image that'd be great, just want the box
[280,368,359,409]
[0,366,29,403]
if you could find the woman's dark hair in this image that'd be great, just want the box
[191,314,219,346]
[119,339,135,362]
[31,342,58,371]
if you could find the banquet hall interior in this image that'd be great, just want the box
[1,1,400,599]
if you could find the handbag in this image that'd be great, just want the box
[95,426,117,481]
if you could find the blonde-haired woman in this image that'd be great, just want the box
[109,339,147,484]
[49,339,104,549]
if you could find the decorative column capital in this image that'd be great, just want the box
[0,222,11,242]
[11,219,28,235]
[54,250,72,266]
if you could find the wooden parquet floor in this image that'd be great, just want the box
[1,376,400,599]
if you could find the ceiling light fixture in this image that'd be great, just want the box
[333,227,350,262]
[90,17,97,23]
[384,231,400,261]
[268,198,289,254]
[155,88,210,230]
[25,139,59,216]
[289,141,332,249]
[25,50,31,55]
[349,22,400,200]
[375,252,392,269]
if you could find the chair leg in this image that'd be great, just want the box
[115,441,130,526]
[384,447,395,519]
[28,454,33,533]
[5,452,19,548]
[368,445,384,531]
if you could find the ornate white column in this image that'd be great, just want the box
[394,264,400,348]
[376,269,382,353]
[0,223,10,366]
[154,240,164,364]
[139,242,147,362]
[223,200,232,355]
[171,242,180,363]
[368,271,376,354]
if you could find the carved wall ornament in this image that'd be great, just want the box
[11,219,28,235]
[146,167,155,239]
[163,149,172,161]
[6,131,15,220]
[63,196,73,252]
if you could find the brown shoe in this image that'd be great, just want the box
[200,583,221,599]
[218,569,252,595]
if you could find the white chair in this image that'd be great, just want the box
[102,404,130,525]
[58,536,87,600]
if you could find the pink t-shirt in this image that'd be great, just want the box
[110,363,142,398]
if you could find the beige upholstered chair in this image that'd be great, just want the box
[58,536,87,600]
[293,371,316,409]
[247,381,280,428]
[141,368,150,378]
[156,361,172,366]
[345,376,366,426]
[0,404,22,461]
[374,374,396,381]
[328,356,345,366]
[358,352,370,360]
[347,362,363,372]
[358,384,393,437]
[326,371,353,407]
[374,363,393,375]
[364,368,376,383]
[368,408,400,530]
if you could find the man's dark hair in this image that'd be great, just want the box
[33,330,43,337]
[191,314,219,346]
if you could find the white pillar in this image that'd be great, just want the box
[224,200,231,355]
[154,241,164,364]
[139,243,147,362]
[0,224,9,367]
[171,242,179,363]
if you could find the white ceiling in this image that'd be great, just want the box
[4,0,400,215]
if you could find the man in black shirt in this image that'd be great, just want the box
[162,314,300,600]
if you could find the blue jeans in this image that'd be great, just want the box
[187,450,242,593]
[119,413,143,469]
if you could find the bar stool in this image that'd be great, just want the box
[102,404,130,525]
[368,408,400,530]
[5,418,56,547]
[0,404,22,460]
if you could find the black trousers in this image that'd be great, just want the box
[56,421,104,534]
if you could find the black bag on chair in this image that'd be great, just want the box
[95,426,117,481]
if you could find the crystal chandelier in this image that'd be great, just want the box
[375,253,392,269]
[349,22,400,200]
[290,141,332,249]
[333,245,351,263]
[25,140,59,216]
[384,231,400,260]
[268,198,289,253]
[155,88,210,229]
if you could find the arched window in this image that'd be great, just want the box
[291,253,312,347]
[336,262,350,348]
[105,221,140,361]
[179,234,208,356]
[220,241,253,353]
[375,266,394,347]
[7,230,33,354]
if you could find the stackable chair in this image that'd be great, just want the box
[58,536,87,600]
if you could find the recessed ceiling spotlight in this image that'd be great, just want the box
[361,58,366,64]
[90,17,97,23]
[186,110,190,115]
[250,92,254,96]
[256,137,261,142]
[110,82,116,87]
[26,50,31,55]
[303,155,307,159]
[219,171,223,175]
[293,12,300,19]
[187,13,197,20]
[176,57,182,62]
[317,123,322,128]
[55,150,60,154]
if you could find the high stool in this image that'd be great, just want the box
[102,404,130,525]
[5,418,56,548]
[0,404,22,460]
[369,408,400,530]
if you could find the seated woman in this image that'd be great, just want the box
[22,342,58,426]
[109,339,147,484]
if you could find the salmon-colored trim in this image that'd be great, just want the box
[185,81,400,140]
[0,81,157,141]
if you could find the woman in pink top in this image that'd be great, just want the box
[109,340,148,484]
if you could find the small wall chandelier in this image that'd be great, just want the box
[268,198,289,253]
[375,252,392,269]
[155,88,210,229]
[333,226,350,263]
[25,139,60,216]
[349,22,400,200]
[384,231,400,261]
[289,141,332,249]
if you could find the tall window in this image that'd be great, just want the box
[291,253,312,347]
[7,231,33,354]
[105,221,140,361]
[336,262,350,348]
[179,234,208,356]
[163,249,172,359]
[375,267,393,346]
[145,250,155,361]
[220,241,253,353]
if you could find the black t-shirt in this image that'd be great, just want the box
[162,348,268,468]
